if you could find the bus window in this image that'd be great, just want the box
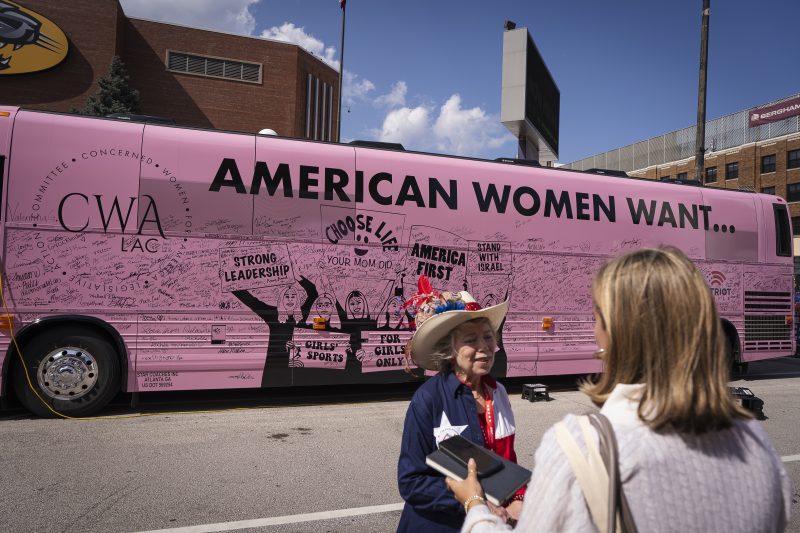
[774,204,791,257]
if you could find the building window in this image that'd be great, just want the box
[304,74,333,142]
[705,167,717,183]
[761,186,775,195]
[677,172,687,180]
[761,154,776,174]
[787,183,800,202]
[726,162,739,180]
[166,51,261,83]
[659,175,671,181]
[789,149,800,170]
[793,216,800,236]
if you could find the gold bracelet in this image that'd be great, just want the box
[463,494,486,513]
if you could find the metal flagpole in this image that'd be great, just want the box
[337,0,346,142]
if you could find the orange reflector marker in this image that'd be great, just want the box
[542,317,553,331]
[785,315,793,326]
[0,314,15,335]
[0,111,10,117]
[313,316,327,330]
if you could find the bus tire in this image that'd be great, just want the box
[722,322,747,378]
[12,328,121,418]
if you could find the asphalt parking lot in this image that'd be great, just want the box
[1,357,799,533]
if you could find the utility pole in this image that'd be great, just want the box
[337,0,346,143]
[694,0,710,184]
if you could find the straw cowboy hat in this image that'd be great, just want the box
[404,276,509,371]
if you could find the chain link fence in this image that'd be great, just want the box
[565,93,800,172]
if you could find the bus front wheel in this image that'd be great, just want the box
[12,328,121,418]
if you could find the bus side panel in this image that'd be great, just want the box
[741,265,793,361]
[0,106,18,396]
[4,112,145,393]
[6,111,144,231]
[737,195,794,362]
[135,126,262,391]
[353,148,709,376]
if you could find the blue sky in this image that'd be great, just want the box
[119,0,800,163]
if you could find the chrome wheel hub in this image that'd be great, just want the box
[37,347,98,400]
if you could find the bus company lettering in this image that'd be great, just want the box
[210,159,727,232]
[57,193,167,253]
[410,242,466,281]
[139,371,177,388]
[324,213,400,252]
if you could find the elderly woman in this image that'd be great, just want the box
[397,276,525,533]
[448,247,791,532]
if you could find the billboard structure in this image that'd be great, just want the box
[501,27,560,163]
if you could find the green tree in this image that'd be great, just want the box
[72,55,141,116]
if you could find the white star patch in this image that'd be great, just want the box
[433,412,468,447]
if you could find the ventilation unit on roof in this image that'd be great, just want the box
[348,140,405,151]
[584,168,628,178]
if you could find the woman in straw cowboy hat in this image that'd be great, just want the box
[447,247,790,532]
[397,276,525,533]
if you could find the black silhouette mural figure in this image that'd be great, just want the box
[337,290,377,377]
[232,277,315,387]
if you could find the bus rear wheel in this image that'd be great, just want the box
[12,328,121,418]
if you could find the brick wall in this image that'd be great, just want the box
[1,1,340,138]
[2,0,122,111]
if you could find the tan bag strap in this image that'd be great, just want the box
[589,414,638,533]
[554,419,610,533]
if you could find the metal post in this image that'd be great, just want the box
[337,3,346,143]
[694,0,710,184]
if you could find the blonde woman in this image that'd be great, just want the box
[448,247,791,532]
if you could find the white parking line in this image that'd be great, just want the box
[134,502,405,533]
[139,456,800,532]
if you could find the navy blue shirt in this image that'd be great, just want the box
[397,372,487,533]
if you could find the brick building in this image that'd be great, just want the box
[1,0,339,140]
[566,93,800,266]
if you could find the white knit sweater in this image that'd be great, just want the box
[462,384,792,533]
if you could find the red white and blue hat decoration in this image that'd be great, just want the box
[403,275,509,370]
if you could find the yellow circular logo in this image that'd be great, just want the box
[0,1,68,75]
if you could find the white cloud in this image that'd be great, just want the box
[376,93,514,157]
[261,23,339,69]
[377,106,432,148]
[343,71,375,106]
[432,94,512,155]
[120,0,259,35]
[258,23,378,108]
[375,81,407,108]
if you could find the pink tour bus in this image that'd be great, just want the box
[0,106,794,416]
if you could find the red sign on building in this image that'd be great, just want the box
[748,95,800,127]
